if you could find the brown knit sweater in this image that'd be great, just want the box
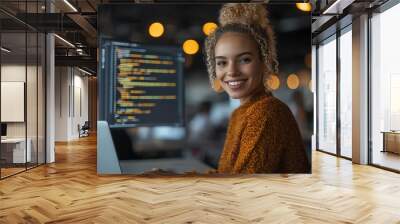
[217,92,310,174]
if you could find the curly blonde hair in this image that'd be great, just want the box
[204,3,278,92]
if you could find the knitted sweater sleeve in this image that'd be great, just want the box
[233,99,309,174]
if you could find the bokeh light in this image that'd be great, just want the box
[183,39,199,55]
[287,73,300,89]
[149,22,164,38]
[296,3,312,12]
[203,22,218,36]
[267,74,280,90]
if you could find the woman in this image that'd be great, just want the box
[204,3,310,174]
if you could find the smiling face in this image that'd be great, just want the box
[214,32,265,104]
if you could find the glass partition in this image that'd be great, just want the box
[1,30,28,177]
[0,1,46,179]
[339,27,352,158]
[371,3,400,171]
[317,35,337,154]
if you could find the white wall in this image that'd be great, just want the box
[55,67,89,141]
[72,73,89,138]
[1,65,26,139]
[55,67,69,141]
[1,65,38,138]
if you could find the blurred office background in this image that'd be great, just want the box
[98,3,312,171]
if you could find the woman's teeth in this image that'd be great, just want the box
[227,80,244,86]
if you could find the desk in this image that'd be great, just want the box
[119,158,212,174]
[1,138,31,163]
[381,131,400,154]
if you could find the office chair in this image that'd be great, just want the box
[79,121,90,138]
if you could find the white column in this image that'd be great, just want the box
[46,33,55,163]
[352,14,369,164]
[45,0,55,163]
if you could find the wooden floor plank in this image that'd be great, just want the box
[0,135,400,223]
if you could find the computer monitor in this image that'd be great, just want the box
[100,40,185,128]
[1,123,7,137]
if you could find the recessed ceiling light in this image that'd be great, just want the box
[63,0,78,12]
[78,67,93,76]
[54,34,75,48]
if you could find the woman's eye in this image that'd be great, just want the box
[216,61,226,67]
[240,57,252,64]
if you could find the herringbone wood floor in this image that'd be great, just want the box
[1,135,400,224]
